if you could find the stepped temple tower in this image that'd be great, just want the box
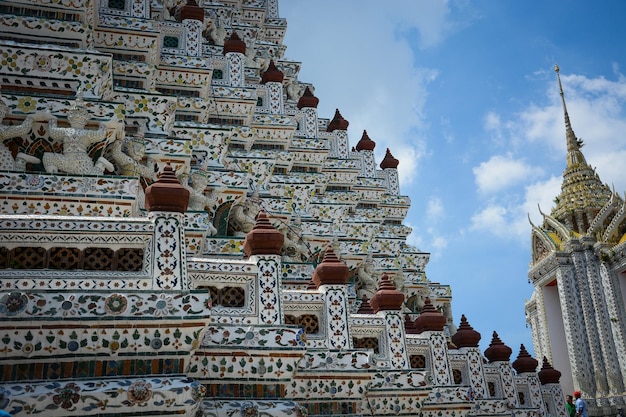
[525,66,626,416]
[1,1,566,416]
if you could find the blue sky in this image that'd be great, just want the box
[280,1,626,357]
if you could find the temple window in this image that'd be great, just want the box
[284,314,320,335]
[108,0,126,10]
[452,368,463,384]
[163,36,180,48]
[207,286,245,308]
[2,246,144,271]
[48,247,81,270]
[213,69,223,79]
[114,79,145,90]
[409,354,426,369]
[353,337,379,354]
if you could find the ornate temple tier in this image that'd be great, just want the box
[5,376,205,417]
[0,173,141,217]
[0,318,207,360]
[0,44,113,98]
[210,86,257,123]
[110,91,177,134]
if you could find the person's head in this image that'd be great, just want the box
[573,391,581,399]
[566,395,573,403]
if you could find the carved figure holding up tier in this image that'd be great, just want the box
[42,89,115,175]
[229,192,261,235]
[0,88,42,170]
[356,252,377,300]
[286,79,304,101]
[208,17,227,46]
[188,171,216,210]
[282,214,309,262]
[111,127,156,181]
[188,170,218,236]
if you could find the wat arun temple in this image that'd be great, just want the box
[0,1,624,416]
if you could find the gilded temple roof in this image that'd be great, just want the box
[549,66,612,231]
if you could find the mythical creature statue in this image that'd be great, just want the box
[355,252,377,300]
[281,215,309,262]
[229,193,261,235]
[207,17,227,46]
[111,127,156,180]
[0,88,41,170]
[187,170,219,236]
[286,79,304,101]
[42,90,115,175]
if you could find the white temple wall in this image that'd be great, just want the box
[542,281,573,395]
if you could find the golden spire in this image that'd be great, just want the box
[555,64,584,161]
[550,65,611,232]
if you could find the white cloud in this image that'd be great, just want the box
[473,155,543,194]
[484,111,501,132]
[523,176,562,225]
[426,196,444,220]
[470,205,508,235]
[429,231,448,252]
[470,176,562,242]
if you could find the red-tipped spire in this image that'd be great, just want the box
[370,274,404,313]
[223,31,246,55]
[326,109,349,132]
[414,297,446,333]
[357,296,375,314]
[297,86,319,109]
[243,210,284,256]
[261,60,284,84]
[311,246,349,286]
[380,148,399,169]
[404,314,418,334]
[512,344,538,374]
[538,356,561,384]
[179,0,204,22]
[451,314,481,348]
[484,331,512,362]
[356,130,376,151]
[144,163,190,213]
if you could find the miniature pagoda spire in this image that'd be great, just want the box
[512,344,539,374]
[179,0,204,22]
[144,163,190,213]
[356,130,376,151]
[538,356,562,385]
[484,331,512,362]
[326,109,349,132]
[243,210,284,256]
[297,86,319,109]
[261,60,284,84]
[380,148,399,169]
[311,245,349,287]
[451,314,481,348]
[370,273,404,313]
[223,31,246,55]
[413,297,446,333]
